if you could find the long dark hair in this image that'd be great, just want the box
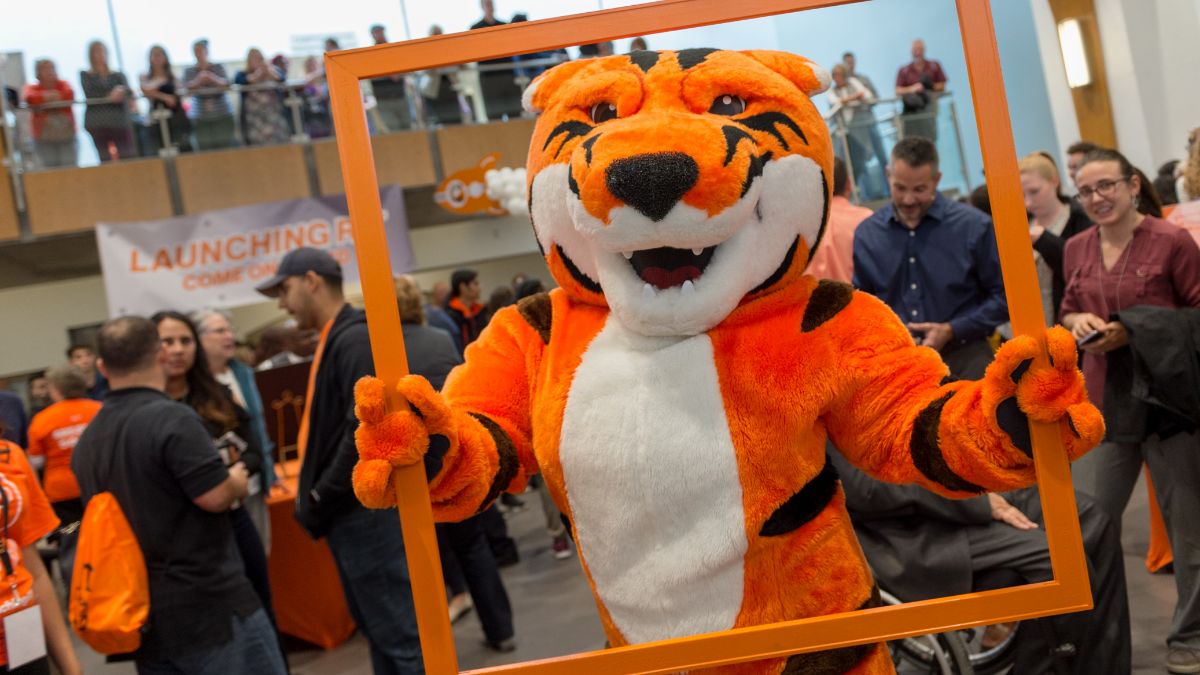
[151,310,237,431]
[1132,167,1163,218]
[146,45,175,83]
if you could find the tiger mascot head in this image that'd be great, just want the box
[524,48,833,336]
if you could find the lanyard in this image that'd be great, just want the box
[0,486,12,577]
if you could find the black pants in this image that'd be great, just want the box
[1003,488,1131,675]
[941,337,995,381]
[436,514,514,643]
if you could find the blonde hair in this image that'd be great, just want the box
[394,275,426,325]
[1184,127,1200,201]
[1019,153,1067,202]
[1018,153,1060,185]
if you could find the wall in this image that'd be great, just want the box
[771,0,1061,184]
[0,277,110,377]
[1029,0,1083,171]
[1082,0,1200,173]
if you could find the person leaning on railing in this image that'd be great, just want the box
[140,45,193,154]
[235,48,290,146]
[80,40,136,161]
[22,58,78,168]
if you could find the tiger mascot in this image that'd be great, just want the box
[352,49,1104,674]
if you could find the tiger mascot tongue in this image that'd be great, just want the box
[353,49,1103,674]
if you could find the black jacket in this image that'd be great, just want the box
[296,304,374,538]
[1104,305,1200,442]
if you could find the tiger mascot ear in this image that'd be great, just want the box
[522,59,596,114]
[740,50,832,97]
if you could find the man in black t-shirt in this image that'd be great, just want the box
[72,316,286,675]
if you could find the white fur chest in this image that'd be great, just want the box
[558,317,748,644]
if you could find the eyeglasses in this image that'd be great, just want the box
[1076,177,1129,201]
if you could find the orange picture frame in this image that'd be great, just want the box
[325,1,1093,672]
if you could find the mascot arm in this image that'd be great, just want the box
[352,305,542,522]
[822,290,1104,498]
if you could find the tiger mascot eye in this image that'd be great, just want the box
[353,49,1103,674]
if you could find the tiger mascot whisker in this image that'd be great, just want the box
[352,48,1104,674]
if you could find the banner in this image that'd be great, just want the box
[96,186,414,317]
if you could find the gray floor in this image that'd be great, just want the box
[73,475,1175,674]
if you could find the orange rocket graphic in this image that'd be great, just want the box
[433,152,507,216]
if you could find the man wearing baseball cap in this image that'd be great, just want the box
[258,247,422,674]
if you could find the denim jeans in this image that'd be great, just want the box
[326,506,423,675]
[135,608,286,675]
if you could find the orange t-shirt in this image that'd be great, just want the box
[27,398,102,503]
[0,441,61,667]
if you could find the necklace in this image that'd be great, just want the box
[1097,227,1136,319]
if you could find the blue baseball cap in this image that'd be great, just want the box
[255,247,343,297]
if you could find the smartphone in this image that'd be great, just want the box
[214,431,248,466]
[1077,329,1104,346]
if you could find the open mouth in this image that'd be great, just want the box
[625,245,717,291]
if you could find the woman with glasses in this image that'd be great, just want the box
[1060,148,1200,675]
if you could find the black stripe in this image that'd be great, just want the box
[582,134,600,165]
[722,125,755,166]
[423,434,450,481]
[808,168,831,263]
[911,393,987,494]
[567,168,581,197]
[781,588,881,674]
[741,150,769,198]
[542,120,593,158]
[470,413,521,513]
[996,397,1033,457]
[516,292,552,344]
[760,456,839,537]
[748,237,799,296]
[628,50,659,73]
[800,280,854,332]
[676,48,718,70]
[555,244,603,294]
[737,111,808,149]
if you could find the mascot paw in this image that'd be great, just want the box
[987,327,1105,459]
[353,458,398,508]
[353,375,457,508]
[1014,327,1090,423]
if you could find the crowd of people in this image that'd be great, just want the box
[807,125,1200,674]
[0,242,576,673]
[826,38,949,201]
[0,129,1195,675]
[0,6,1198,673]
[3,0,644,169]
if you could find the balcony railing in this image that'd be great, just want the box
[824,92,973,203]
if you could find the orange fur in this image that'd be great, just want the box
[352,50,1103,674]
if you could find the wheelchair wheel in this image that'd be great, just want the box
[880,589,1018,674]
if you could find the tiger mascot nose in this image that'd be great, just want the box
[605,153,700,222]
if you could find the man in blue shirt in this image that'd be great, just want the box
[853,136,1007,379]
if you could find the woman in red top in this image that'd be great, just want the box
[21,59,77,168]
[0,438,80,675]
[1060,148,1200,675]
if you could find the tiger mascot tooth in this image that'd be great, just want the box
[352,49,1104,674]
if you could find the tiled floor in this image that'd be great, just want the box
[74,474,1175,674]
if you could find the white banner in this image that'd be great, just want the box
[96,185,414,317]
